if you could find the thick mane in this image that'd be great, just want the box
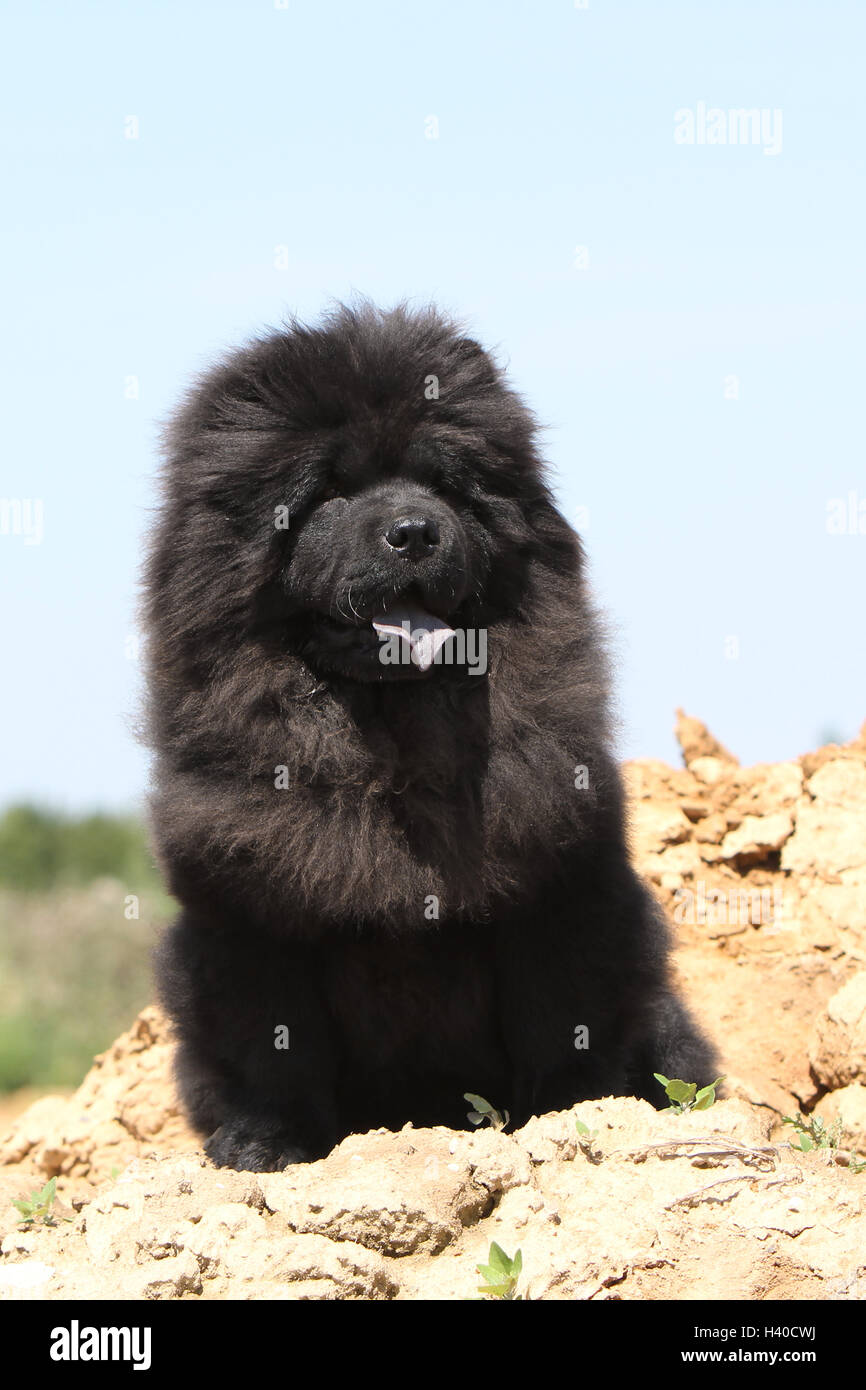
[144,303,619,931]
[146,573,616,930]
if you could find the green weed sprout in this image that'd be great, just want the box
[575,1118,603,1163]
[476,1242,523,1300]
[465,1092,509,1131]
[783,1112,866,1172]
[783,1112,841,1153]
[654,1073,726,1114]
[13,1177,62,1227]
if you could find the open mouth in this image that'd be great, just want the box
[371,602,456,672]
[318,589,459,675]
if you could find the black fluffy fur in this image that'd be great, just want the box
[144,300,717,1171]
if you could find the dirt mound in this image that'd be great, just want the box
[2,717,865,1300]
[0,1009,197,1187]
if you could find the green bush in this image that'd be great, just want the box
[0,804,174,1092]
[0,804,162,892]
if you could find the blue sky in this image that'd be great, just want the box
[2,0,864,811]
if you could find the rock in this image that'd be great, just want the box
[783,808,866,878]
[628,802,692,858]
[808,759,866,811]
[0,1097,70,1166]
[797,879,866,951]
[781,759,866,878]
[2,720,866,1301]
[259,1128,497,1256]
[690,756,730,785]
[0,1260,56,1294]
[813,1085,866,1155]
[127,1251,202,1300]
[802,726,866,777]
[0,1007,198,1184]
[720,811,794,865]
[694,811,728,844]
[640,842,704,890]
[809,974,866,1089]
[675,711,738,767]
[727,762,804,815]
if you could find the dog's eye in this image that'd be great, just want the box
[434,478,467,505]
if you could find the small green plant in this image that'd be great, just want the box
[465,1092,509,1131]
[654,1073,726,1114]
[575,1118,603,1163]
[783,1112,841,1153]
[476,1241,523,1300]
[782,1113,865,1172]
[12,1177,62,1227]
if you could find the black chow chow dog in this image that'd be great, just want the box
[145,301,716,1171]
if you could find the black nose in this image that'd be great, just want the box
[384,516,440,558]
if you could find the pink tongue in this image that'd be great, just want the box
[372,603,456,672]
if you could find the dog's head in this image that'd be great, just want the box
[150,302,578,688]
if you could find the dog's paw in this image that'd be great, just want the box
[204,1120,315,1171]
